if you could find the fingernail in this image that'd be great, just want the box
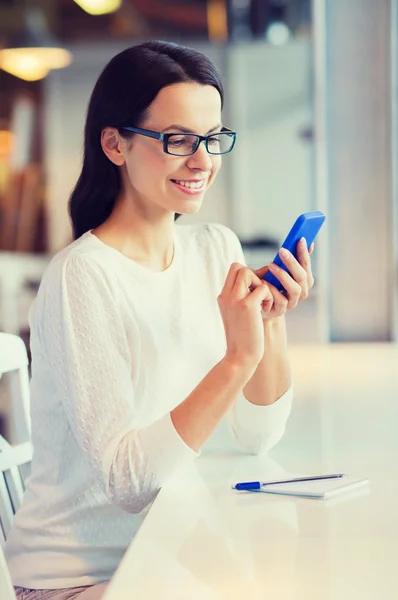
[280,248,290,259]
[300,237,307,247]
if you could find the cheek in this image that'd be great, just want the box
[126,147,175,190]
[210,156,222,180]
[138,145,184,182]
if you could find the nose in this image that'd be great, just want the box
[186,140,213,171]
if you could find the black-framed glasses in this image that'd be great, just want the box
[120,126,237,156]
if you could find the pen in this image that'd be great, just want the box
[233,474,346,491]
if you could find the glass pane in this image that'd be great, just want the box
[166,134,199,155]
[207,133,234,154]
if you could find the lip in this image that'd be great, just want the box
[170,178,207,195]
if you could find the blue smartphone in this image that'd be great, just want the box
[263,211,326,292]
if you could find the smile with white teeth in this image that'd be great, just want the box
[172,179,205,189]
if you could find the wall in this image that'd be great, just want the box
[315,0,396,341]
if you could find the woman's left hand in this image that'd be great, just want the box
[253,238,315,320]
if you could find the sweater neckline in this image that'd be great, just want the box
[85,229,180,279]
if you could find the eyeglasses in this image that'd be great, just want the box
[120,126,237,156]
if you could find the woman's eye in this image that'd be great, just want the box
[168,137,187,147]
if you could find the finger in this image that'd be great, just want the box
[278,247,309,300]
[263,282,289,317]
[267,262,303,308]
[295,238,314,290]
[234,267,265,301]
[253,265,270,280]
[295,237,310,263]
[261,283,275,313]
[246,280,274,311]
[279,246,308,283]
[221,262,244,298]
[309,242,315,255]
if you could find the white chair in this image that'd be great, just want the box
[0,435,32,547]
[0,333,31,444]
[0,435,31,600]
[0,543,16,600]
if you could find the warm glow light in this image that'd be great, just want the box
[0,130,14,157]
[73,0,122,15]
[0,47,72,81]
[207,0,228,41]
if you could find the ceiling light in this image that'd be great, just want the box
[73,0,122,16]
[0,9,72,82]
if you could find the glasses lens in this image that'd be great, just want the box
[166,134,199,156]
[207,132,235,154]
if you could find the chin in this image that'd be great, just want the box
[171,192,205,211]
[176,201,203,216]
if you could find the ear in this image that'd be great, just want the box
[101,128,126,166]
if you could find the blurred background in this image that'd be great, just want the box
[0,0,397,415]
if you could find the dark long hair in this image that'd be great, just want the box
[69,41,224,240]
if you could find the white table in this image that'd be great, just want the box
[103,344,398,600]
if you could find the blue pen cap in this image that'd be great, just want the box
[235,481,261,491]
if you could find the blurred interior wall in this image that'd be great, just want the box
[314,0,396,342]
[226,40,313,241]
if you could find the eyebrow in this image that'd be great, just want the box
[160,123,222,135]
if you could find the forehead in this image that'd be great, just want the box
[145,82,222,132]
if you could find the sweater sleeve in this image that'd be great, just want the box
[38,254,198,514]
[208,223,294,454]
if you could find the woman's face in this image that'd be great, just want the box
[118,82,223,217]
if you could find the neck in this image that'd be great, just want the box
[92,195,176,271]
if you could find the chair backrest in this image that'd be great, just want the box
[0,332,31,443]
[0,435,32,547]
[0,332,29,374]
[0,543,16,600]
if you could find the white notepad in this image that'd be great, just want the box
[256,476,370,499]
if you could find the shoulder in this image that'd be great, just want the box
[205,222,242,252]
[39,232,113,295]
[31,234,120,334]
[175,222,245,280]
[175,221,241,254]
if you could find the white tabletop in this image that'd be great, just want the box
[103,344,398,600]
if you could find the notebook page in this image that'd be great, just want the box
[257,476,370,499]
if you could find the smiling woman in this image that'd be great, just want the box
[95,80,225,241]
[4,40,303,600]
[68,41,226,241]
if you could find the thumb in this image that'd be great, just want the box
[253,265,270,280]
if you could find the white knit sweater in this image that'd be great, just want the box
[5,222,293,589]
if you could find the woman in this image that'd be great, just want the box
[6,41,314,599]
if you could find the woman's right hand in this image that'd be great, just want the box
[217,263,274,370]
